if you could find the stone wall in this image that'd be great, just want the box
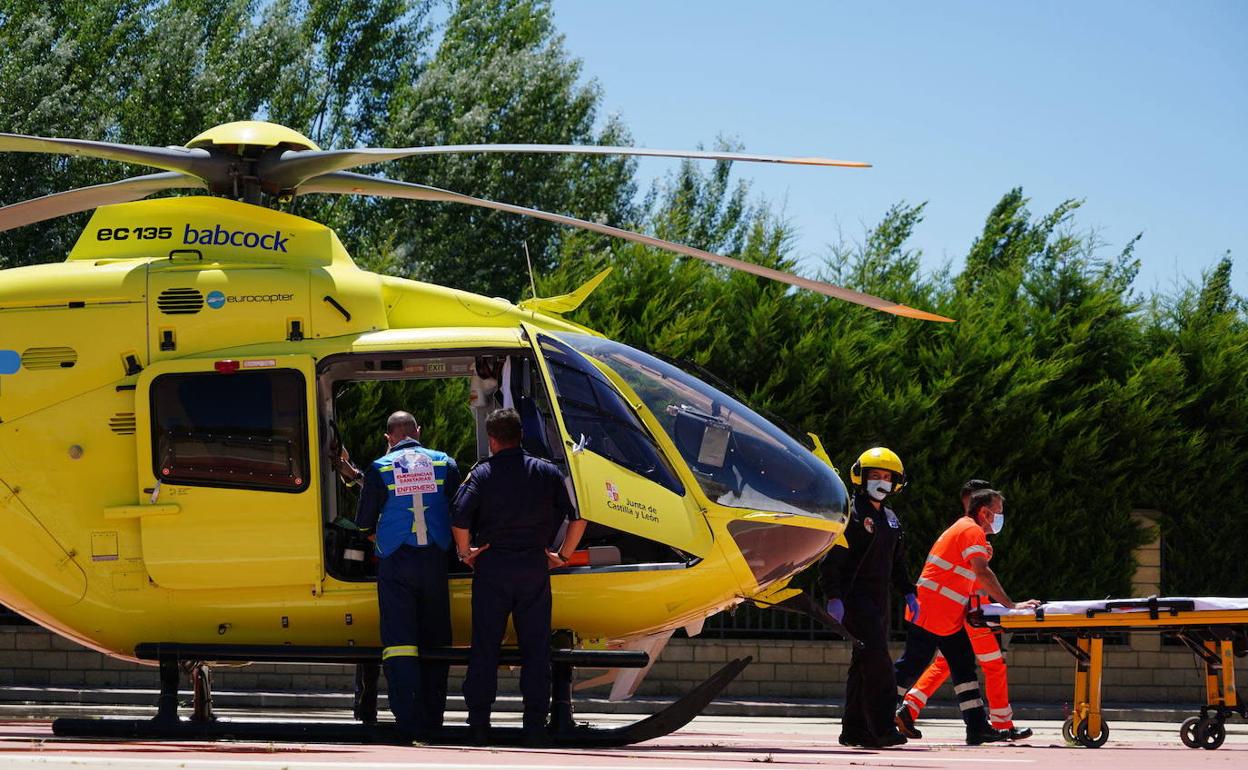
[2,625,1243,708]
[637,636,1246,705]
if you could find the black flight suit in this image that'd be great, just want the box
[450,446,578,732]
[820,492,914,744]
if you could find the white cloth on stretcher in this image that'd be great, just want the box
[980,597,1248,617]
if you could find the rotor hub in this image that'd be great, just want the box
[185,121,320,152]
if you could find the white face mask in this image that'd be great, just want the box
[990,513,1005,534]
[865,479,893,501]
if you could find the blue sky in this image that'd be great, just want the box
[551,1,1247,296]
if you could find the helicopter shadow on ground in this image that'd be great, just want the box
[0,727,360,756]
[537,743,868,759]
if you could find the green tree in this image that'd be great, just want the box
[0,0,429,268]
[1142,256,1248,594]
[376,0,636,298]
[544,184,1216,599]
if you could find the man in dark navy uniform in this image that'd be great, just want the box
[355,411,460,741]
[820,446,917,748]
[451,408,586,743]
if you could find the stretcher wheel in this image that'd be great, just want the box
[1179,717,1202,749]
[1076,718,1109,748]
[1061,717,1077,745]
[1196,718,1226,750]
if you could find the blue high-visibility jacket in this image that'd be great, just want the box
[356,438,460,557]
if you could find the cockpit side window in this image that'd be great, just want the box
[539,336,684,496]
[558,333,848,521]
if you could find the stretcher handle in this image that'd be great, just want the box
[1093,596,1193,620]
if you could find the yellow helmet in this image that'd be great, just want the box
[850,446,907,492]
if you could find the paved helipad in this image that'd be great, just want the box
[0,710,1243,769]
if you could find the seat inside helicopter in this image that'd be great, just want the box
[317,348,692,582]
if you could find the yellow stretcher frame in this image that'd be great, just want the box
[969,597,1248,751]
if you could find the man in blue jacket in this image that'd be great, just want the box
[356,411,460,741]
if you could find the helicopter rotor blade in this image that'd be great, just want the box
[0,133,220,179]
[0,173,207,232]
[299,171,953,322]
[266,144,870,191]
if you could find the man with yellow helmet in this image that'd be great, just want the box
[819,447,917,748]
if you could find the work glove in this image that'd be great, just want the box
[825,598,845,624]
[905,592,921,623]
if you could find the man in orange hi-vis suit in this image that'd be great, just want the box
[897,480,1033,741]
[891,488,1041,745]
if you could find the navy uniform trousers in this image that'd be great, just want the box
[894,622,991,728]
[841,584,898,741]
[463,549,552,730]
[378,544,452,736]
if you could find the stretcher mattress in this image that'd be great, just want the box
[982,597,1248,617]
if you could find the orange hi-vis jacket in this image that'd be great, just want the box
[913,517,990,636]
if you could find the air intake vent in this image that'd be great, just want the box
[109,412,137,435]
[21,347,78,370]
[156,287,204,315]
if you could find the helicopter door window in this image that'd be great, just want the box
[538,337,684,496]
[151,369,309,492]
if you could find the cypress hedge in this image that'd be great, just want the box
[544,168,1246,598]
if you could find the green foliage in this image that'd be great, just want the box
[546,175,1247,598]
[1139,257,1248,594]
[1,0,632,293]
[376,0,636,297]
[333,378,475,470]
[0,0,429,267]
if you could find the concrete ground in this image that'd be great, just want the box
[0,706,1243,769]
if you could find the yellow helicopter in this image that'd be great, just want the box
[0,121,950,744]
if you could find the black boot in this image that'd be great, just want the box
[966,723,1009,745]
[469,724,491,746]
[1003,726,1033,741]
[895,706,923,739]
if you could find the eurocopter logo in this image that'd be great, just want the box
[205,290,294,309]
[183,224,291,253]
[0,350,20,375]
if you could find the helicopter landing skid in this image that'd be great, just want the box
[50,656,752,748]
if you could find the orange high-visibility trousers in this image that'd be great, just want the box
[902,623,1015,729]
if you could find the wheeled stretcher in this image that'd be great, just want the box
[969,597,1248,750]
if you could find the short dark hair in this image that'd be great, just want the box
[960,478,993,498]
[485,408,523,445]
[966,488,1004,520]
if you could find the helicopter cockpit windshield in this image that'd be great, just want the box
[559,334,848,523]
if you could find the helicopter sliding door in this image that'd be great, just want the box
[133,355,321,591]
[523,326,712,558]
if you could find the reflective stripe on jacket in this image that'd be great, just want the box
[913,517,989,636]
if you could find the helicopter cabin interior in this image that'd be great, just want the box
[314,340,694,582]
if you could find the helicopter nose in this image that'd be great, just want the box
[727,519,838,590]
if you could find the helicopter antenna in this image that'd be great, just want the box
[523,241,538,300]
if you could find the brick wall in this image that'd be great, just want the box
[2,624,1243,708]
[636,636,1247,705]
